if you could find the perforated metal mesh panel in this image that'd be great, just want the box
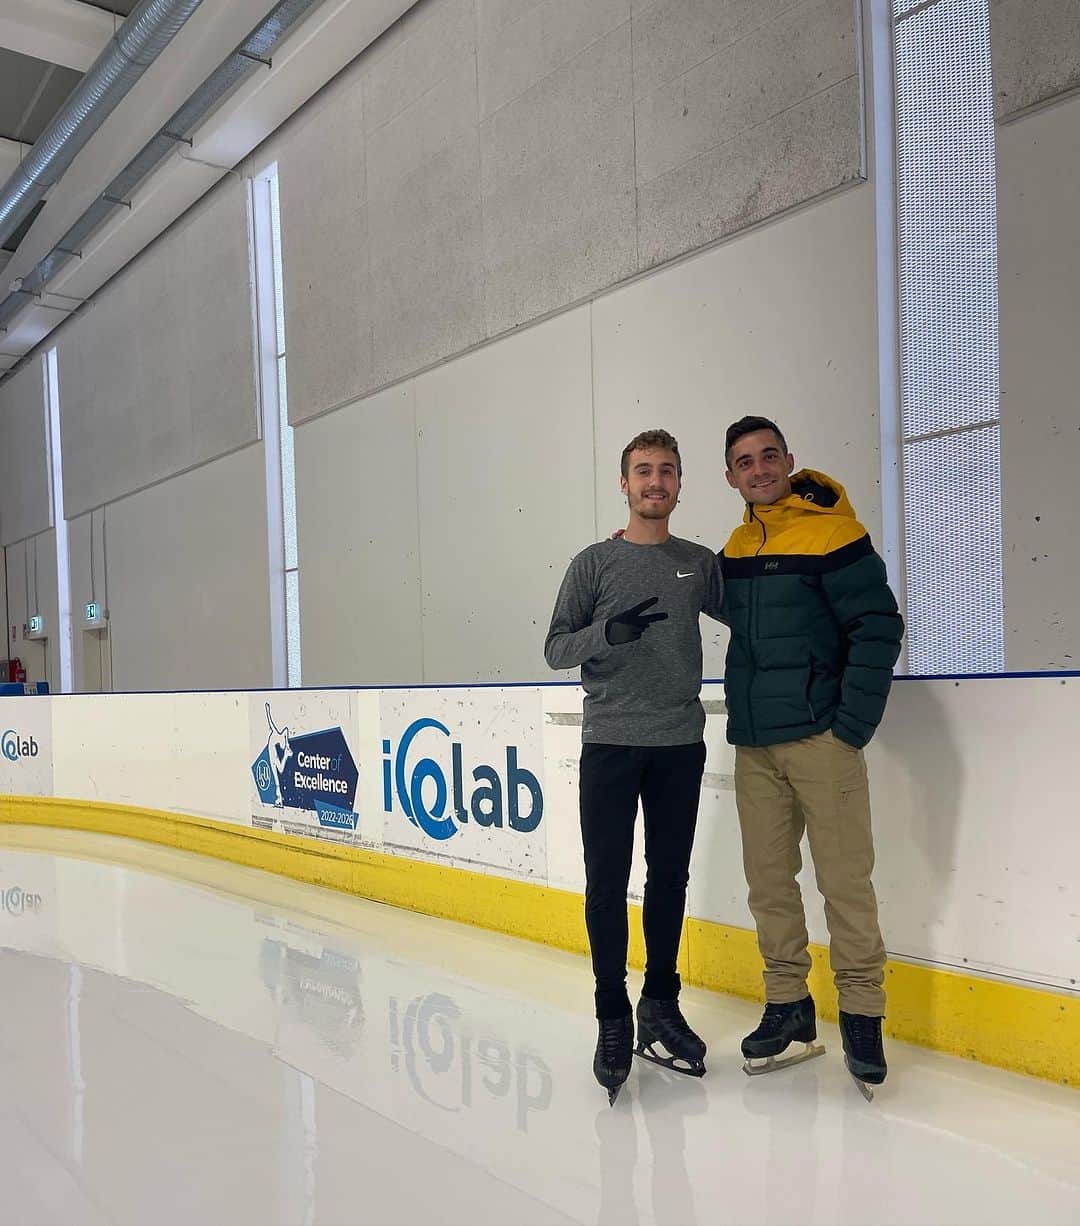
[894,0,1003,673]
[903,426,1003,673]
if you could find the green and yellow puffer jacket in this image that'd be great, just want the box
[720,469,904,749]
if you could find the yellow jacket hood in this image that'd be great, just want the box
[724,469,866,558]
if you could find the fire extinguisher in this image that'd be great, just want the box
[6,658,25,683]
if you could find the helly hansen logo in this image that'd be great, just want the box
[764,560,780,572]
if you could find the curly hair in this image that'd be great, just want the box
[620,429,682,479]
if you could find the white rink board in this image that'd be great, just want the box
[379,687,548,880]
[0,698,53,798]
[8,676,1080,993]
[50,693,251,820]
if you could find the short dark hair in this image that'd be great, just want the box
[725,416,788,468]
[621,428,682,479]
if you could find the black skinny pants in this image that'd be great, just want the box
[579,741,707,1019]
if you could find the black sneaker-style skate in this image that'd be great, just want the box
[634,996,706,1077]
[594,1013,634,1106]
[839,1011,886,1101]
[741,995,825,1076]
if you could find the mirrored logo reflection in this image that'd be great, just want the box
[389,991,553,1133]
[259,932,364,1059]
[1,886,44,916]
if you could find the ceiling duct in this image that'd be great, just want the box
[0,0,207,251]
[0,0,330,339]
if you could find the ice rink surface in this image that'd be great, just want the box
[0,826,1076,1226]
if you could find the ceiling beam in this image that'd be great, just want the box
[0,136,25,184]
[0,0,115,73]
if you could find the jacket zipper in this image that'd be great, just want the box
[750,504,767,555]
[746,504,767,742]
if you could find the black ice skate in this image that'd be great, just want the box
[634,996,706,1077]
[594,1014,634,1106]
[839,1011,887,1101]
[741,995,826,1076]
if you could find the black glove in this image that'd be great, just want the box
[605,596,668,645]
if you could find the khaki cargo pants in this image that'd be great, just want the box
[734,729,886,1017]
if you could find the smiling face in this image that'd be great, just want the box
[621,447,681,523]
[725,429,795,505]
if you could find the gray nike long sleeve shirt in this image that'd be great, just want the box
[544,536,725,746]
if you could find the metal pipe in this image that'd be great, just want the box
[0,0,206,249]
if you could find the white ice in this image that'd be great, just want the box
[0,826,1077,1226]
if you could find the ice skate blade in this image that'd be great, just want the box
[845,1058,877,1102]
[742,1041,826,1077]
[634,1041,706,1078]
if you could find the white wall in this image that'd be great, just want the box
[3,532,59,688]
[67,509,111,692]
[0,359,50,549]
[296,181,881,686]
[0,0,886,694]
[592,181,883,680]
[104,444,271,692]
[997,93,1080,671]
[295,382,424,686]
[1,0,1076,693]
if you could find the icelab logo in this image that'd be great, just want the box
[382,717,543,842]
[1,730,39,763]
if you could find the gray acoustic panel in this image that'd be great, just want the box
[270,0,864,414]
[366,56,480,259]
[480,22,631,192]
[277,69,374,424]
[477,0,630,119]
[637,76,862,269]
[634,0,856,187]
[0,359,51,547]
[367,48,485,387]
[364,0,477,132]
[371,201,486,388]
[480,26,636,334]
[630,0,801,101]
[57,178,257,519]
[990,0,1080,120]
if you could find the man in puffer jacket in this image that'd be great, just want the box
[721,415,903,1093]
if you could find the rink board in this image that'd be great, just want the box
[0,675,1077,1086]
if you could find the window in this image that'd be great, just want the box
[252,167,301,687]
[44,347,72,692]
[893,0,1003,673]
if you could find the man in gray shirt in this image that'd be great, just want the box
[545,428,724,1104]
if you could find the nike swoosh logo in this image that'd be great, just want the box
[676,571,695,579]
